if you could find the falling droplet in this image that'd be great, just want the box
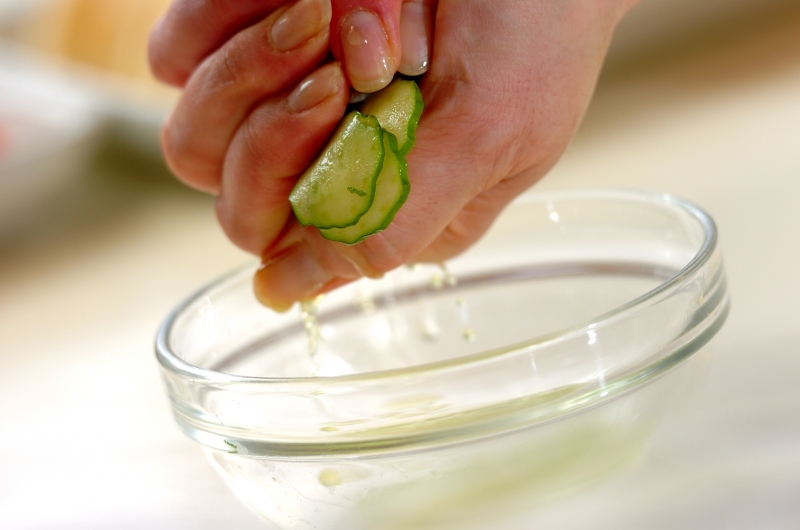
[462,327,477,342]
[420,315,440,342]
[353,289,376,314]
[300,295,324,375]
[437,262,458,287]
[456,296,476,342]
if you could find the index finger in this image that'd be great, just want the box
[149,0,288,86]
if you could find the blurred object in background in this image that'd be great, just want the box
[0,48,101,235]
[610,0,800,66]
[8,0,170,83]
[0,0,174,234]
[0,0,176,154]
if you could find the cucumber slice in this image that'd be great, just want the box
[289,112,383,229]
[320,131,409,245]
[359,79,423,154]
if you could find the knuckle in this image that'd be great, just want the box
[160,122,220,192]
[237,118,267,168]
[217,46,242,87]
[212,40,253,90]
[440,217,473,250]
[349,232,412,277]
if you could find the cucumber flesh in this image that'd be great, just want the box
[359,79,423,154]
[321,131,409,245]
[289,112,383,229]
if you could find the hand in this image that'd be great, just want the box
[150,0,638,310]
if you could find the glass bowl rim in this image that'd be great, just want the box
[155,188,719,386]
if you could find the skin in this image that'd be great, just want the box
[149,0,639,310]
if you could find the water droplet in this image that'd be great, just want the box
[353,290,376,314]
[456,297,476,342]
[420,316,440,341]
[300,295,324,375]
[462,326,477,342]
[437,262,458,287]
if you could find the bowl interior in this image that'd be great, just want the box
[169,190,706,380]
[206,263,668,379]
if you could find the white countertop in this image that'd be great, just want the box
[2,11,799,530]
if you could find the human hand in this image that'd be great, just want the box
[150,0,638,310]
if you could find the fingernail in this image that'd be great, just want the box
[348,89,369,104]
[254,244,334,310]
[287,62,342,113]
[398,1,433,76]
[341,10,395,93]
[270,0,332,52]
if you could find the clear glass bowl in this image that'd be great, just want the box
[156,189,729,530]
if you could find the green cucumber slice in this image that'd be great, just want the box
[289,111,383,229]
[359,79,423,154]
[320,131,409,245]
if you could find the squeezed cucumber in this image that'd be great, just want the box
[290,79,422,242]
[359,79,424,154]
[289,112,384,229]
[321,131,409,244]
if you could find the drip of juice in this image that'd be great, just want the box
[353,289,377,314]
[439,262,458,288]
[422,318,440,341]
[422,263,475,342]
[429,262,457,290]
[456,296,476,342]
[300,296,324,375]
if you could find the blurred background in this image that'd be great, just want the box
[1,0,799,528]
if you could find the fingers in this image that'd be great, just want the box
[216,63,350,256]
[329,0,402,93]
[398,0,437,76]
[149,0,289,87]
[161,1,332,193]
[252,96,491,308]
[150,0,437,89]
